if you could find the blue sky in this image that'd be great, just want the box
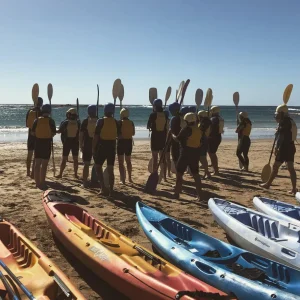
[0,0,299,106]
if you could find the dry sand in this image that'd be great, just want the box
[0,139,299,299]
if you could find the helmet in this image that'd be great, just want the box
[210,106,220,114]
[184,112,197,123]
[120,108,129,119]
[239,111,248,118]
[37,97,43,107]
[275,104,288,114]
[104,103,115,114]
[189,106,197,113]
[88,105,97,117]
[198,110,208,118]
[168,102,180,114]
[66,108,77,115]
[41,104,51,114]
[153,99,163,108]
[179,106,189,115]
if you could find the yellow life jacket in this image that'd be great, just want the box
[180,116,187,129]
[218,116,224,134]
[87,117,97,138]
[291,119,298,141]
[26,109,39,129]
[155,112,166,132]
[100,117,117,140]
[66,120,79,138]
[35,117,52,139]
[121,119,134,139]
[186,125,202,148]
[242,121,252,136]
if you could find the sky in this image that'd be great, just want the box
[0,0,300,106]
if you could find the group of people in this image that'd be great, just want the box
[25,97,297,199]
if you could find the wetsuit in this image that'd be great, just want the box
[32,116,56,160]
[170,115,181,163]
[208,116,222,154]
[117,118,135,156]
[26,107,42,151]
[236,118,252,167]
[80,117,97,162]
[199,117,212,156]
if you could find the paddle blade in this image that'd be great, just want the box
[283,84,293,104]
[112,79,122,100]
[195,89,203,107]
[179,79,190,105]
[32,83,39,106]
[165,86,172,103]
[296,192,300,203]
[47,83,53,102]
[176,81,185,102]
[204,88,213,108]
[144,171,159,194]
[261,163,271,182]
[148,158,153,173]
[119,84,124,101]
[233,91,239,107]
[149,87,157,105]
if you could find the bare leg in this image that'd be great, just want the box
[73,156,78,178]
[173,172,183,199]
[107,165,115,196]
[159,150,166,182]
[209,152,219,175]
[118,155,125,184]
[125,155,133,183]
[95,164,108,195]
[287,161,297,194]
[26,150,33,176]
[152,151,158,172]
[166,151,172,177]
[82,162,90,187]
[199,155,211,178]
[260,161,281,188]
[57,156,68,178]
[40,159,49,187]
[34,158,42,188]
[192,173,202,200]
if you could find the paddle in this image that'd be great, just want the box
[32,83,39,107]
[164,86,172,108]
[145,79,190,194]
[233,91,243,169]
[296,192,300,203]
[96,84,99,117]
[76,98,79,118]
[119,83,124,109]
[149,87,157,105]
[204,88,213,117]
[113,79,122,107]
[48,83,56,177]
[176,80,185,103]
[261,84,293,182]
[195,89,203,111]
[0,270,19,300]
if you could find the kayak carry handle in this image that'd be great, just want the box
[133,245,166,265]
[0,270,19,300]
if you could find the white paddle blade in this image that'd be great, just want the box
[118,84,124,101]
[204,88,213,108]
[149,88,157,105]
[195,89,203,107]
[295,192,300,203]
[48,83,53,102]
[32,83,39,105]
[283,84,293,104]
[112,79,122,100]
[165,86,172,102]
[233,91,239,107]
[176,81,185,102]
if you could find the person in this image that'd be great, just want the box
[236,111,252,171]
[208,106,224,175]
[31,104,56,189]
[172,112,202,200]
[198,110,212,178]
[147,99,168,178]
[260,104,297,195]
[79,105,98,187]
[117,108,135,184]
[25,97,43,176]
[93,103,119,196]
[57,108,80,178]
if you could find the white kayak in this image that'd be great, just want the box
[253,196,300,227]
[208,198,300,270]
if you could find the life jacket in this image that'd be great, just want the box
[87,117,97,138]
[121,119,134,139]
[242,119,252,137]
[26,109,40,129]
[186,125,202,148]
[291,118,298,141]
[155,112,167,132]
[35,117,52,139]
[218,116,224,134]
[66,120,79,138]
[100,117,117,140]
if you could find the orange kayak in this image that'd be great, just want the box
[43,190,229,300]
[0,216,85,299]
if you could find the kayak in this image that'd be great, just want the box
[136,201,300,300]
[43,190,227,300]
[0,216,84,300]
[253,196,300,226]
[209,198,300,271]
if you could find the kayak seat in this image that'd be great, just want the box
[66,214,96,238]
[249,214,279,239]
[120,254,158,273]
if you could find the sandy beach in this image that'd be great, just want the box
[0,139,299,299]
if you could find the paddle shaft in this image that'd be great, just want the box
[97,85,99,118]
[0,270,19,300]
[49,97,56,176]
[76,98,79,119]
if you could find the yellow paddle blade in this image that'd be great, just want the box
[149,88,157,104]
[118,84,124,101]
[283,84,293,104]
[233,91,239,107]
[165,86,172,102]
[204,88,213,108]
[47,83,53,102]
[261,163,272,182]
[112,79,122,100]
[195,89,203,107]
[32,83,39,106]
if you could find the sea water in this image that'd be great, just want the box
[0,104,300,143]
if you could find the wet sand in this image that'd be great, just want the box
[0,139,299,299]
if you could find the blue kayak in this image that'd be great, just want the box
[136,202,300,300]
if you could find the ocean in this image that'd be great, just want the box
[0,104,300,143]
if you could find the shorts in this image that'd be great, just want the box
[151,132,167,152]
[276,142,296,163]
[199,140,208,157]
[171,140,180,162]
[35,138,52,160]
[176,148,200,175]
[63,138,79,157]
[208,135,222,154]
[237,136,251,154]
[82,138,93,162]
[27,133,35,151]
[117,139,133,156]
[94,142,116,166]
